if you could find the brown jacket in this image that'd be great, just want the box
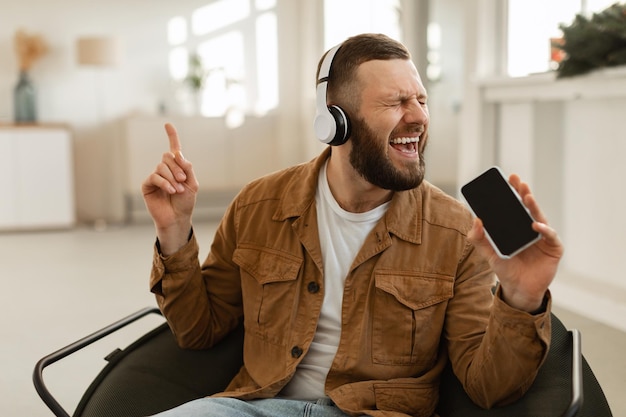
[150,148,551,417]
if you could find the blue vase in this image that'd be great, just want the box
[14,71,37,123]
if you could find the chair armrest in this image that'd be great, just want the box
[563,328,583,417]
[32,307,163,417]
[436,318,589,416]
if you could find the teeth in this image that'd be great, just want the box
[390,137,419,145]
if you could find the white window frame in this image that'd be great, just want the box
[167,0,279,120]
[505,0,619,77]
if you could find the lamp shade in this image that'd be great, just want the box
[76,37,121,67]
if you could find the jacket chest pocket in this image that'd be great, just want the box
[372,271,453,366]
[233,246,302,344]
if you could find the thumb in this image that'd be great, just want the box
[467,218,483,242]
[468,218,496,257]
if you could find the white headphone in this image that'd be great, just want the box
[313,44,351,146]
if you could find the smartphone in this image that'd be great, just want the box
[461,166,541,259]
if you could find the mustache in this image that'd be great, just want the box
[390,124,426,137]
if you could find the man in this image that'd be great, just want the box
[142,33,563,417]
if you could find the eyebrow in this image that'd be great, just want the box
[388,91,428,102]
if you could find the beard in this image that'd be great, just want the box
[348,116,426,191]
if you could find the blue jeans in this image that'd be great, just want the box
[150,397,358,417]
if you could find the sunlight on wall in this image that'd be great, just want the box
[166,0,278,120]
[192,0,250,36]
[324,0,402,48]
[507,0,618,77]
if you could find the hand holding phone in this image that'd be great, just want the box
[461,167,541,259]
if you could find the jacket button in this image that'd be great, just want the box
[291,346,303,358]
[307,281,320,293]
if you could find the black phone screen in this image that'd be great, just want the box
[461,167,540,258]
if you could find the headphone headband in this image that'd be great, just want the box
[317,44,341,85]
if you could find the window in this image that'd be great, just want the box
[324,0,403,49]
[507,0,617,77]
[167,0,278,124]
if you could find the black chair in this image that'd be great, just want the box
[33,307,613,417]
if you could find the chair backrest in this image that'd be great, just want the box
[73,322,244,417]
[68,313,611,417]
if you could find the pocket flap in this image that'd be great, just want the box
[375,271,453,310]
[233,245,302,284]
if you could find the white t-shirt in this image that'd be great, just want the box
[280,161,389,399]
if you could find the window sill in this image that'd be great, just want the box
[475,66,626,103]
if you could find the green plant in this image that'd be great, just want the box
[553,2,626,78]
[184,53,206,91]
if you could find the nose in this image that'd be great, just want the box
[404,99,429,125]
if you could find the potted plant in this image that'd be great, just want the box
[553,3,626,78]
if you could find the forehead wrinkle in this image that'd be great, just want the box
[358,62,426,101]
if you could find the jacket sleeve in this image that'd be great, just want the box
[149,199,243,349]
[444,242,551,408]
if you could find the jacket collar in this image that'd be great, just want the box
[273,147,423,245]
[385,185,423,245]
[272,147,331,221]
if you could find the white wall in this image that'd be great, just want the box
[562,95,626,287]
[424,0,465,193]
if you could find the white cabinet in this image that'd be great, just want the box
[0,125,75,230]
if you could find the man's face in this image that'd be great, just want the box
[348,59,429,191]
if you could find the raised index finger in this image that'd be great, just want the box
[164,123,182,154]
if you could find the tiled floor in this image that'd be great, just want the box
[2,221,623,416]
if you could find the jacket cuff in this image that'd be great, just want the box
[149,230,199,294]
[493,285,552,341]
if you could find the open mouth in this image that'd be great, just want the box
[389,136,419,154]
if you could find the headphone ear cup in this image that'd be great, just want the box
[327,105,351,146]
[314,109,337,144]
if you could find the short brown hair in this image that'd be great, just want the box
[317,33,411,110]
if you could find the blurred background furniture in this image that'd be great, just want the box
[0,124,75,231]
